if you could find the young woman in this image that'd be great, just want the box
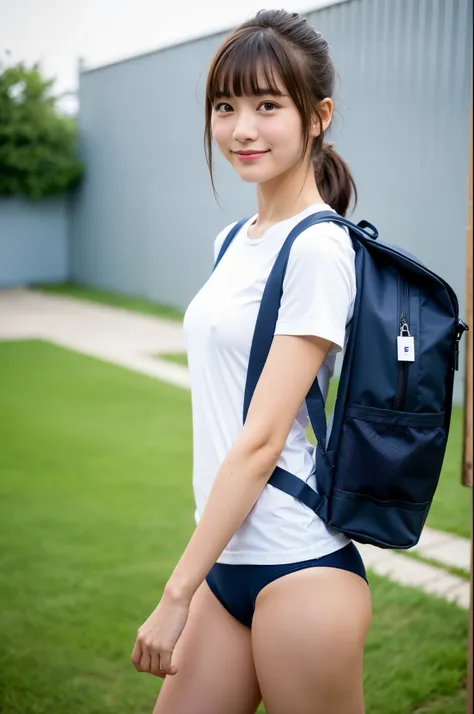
[132,9,372,714]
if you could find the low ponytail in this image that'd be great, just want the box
[313,142,357,217]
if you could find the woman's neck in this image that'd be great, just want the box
[250,165,325,237]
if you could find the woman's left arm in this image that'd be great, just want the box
[131,332,332,678]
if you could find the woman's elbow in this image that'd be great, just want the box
[237,430,284,472]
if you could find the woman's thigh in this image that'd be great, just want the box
[251,567,372,714]
[153,580,262,714]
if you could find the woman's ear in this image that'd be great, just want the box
[312,98,333,138]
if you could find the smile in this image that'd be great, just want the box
[234,150,269,162]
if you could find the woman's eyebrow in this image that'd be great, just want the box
[254,87,287,97]
[214,87,287,99]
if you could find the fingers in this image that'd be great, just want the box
[140,649,151,673]
[131,635,178,678]
[158,650,177,677]
[150,652,162,678]
[131,640,143,672]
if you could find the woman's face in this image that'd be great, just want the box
[211,69,331,185]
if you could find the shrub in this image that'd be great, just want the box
[0,61,84,199]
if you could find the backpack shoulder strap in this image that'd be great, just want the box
[243,212,334,445]
[243,211,373,445]
[213,217,250,272]
[242,210,377,513]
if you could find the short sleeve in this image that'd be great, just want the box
[274,225,356,353]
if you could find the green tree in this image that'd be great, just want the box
[0,61,84,199]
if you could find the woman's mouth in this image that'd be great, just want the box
[234,150,269,162]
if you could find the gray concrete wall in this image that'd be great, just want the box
[0,196,70,287]
[71,0,472,399]
[70,33,255,307]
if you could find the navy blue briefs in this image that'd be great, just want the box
[205,541,368,629]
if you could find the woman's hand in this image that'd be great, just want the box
[131,588,191,678]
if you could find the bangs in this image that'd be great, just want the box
[208,32,291,102]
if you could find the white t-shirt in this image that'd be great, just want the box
[183,203,355,565]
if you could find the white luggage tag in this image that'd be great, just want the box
[397,319,415,362]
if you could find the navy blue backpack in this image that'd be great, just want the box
[214,212,468,549]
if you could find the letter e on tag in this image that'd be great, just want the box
[398,336,415,362]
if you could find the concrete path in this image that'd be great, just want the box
[1,287,471,609]
[0,287,191,388]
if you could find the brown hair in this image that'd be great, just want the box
[204,9,357,216]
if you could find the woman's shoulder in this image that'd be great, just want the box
[290,218,355,262]
[282,218,357,297]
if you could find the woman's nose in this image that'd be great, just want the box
[232,110,258,143]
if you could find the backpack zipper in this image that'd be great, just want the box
[453,320,469,370]
[393,280,410,410]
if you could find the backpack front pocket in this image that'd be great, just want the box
[334,404,447,505]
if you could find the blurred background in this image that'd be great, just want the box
[0,1,472,713]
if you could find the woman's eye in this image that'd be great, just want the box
[215,102,233,113]
[259,102,277,111]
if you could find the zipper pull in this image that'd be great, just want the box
[400,317,411,337]
[398,317,415,362]
[453,320,469,371]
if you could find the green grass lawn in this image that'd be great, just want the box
[0,340,469,714]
